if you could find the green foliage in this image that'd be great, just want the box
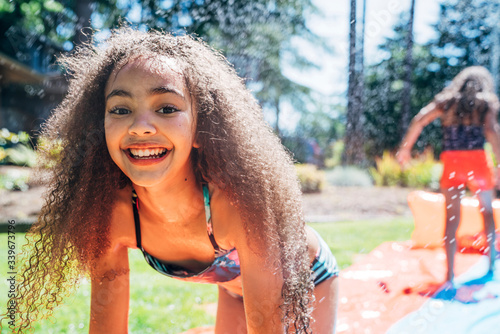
[370,150,442,189]
[0,0,122,48]
[2,0,321,138]
[4,144,37,167]
[434,0,498,76]
[124,0,320,135]
[370,151,403,187]
[325,166,373,187]
[0,128,36,167]
[0,169,30,191]
[0,0,15,12]
[0,128,30,147]
[282,104,344,166]
[401,150,442,190]
[364,21,443,161]
[324,141,344,169]
[36,136,63,168]
[309,218,414,270]
[295,163,325,193]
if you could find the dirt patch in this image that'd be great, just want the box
[0,166,48,223]
[301,185,414,222]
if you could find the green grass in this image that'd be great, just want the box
[309,217,414,270]
[0,217,414,332]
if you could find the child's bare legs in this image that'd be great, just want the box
[442,187,463,282]
[476,189,497,273]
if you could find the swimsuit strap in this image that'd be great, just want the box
[132,190,142,249]
[202,183,226,255]
[132,185,227,255]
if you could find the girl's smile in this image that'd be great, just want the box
[124,144,170,166]
[104,56,198,188]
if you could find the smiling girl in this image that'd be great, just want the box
[4,28,338,333]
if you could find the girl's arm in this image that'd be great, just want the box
[397,102,442,166]
[236,236,285,333]
[224,200,287,333]
[483,106,500,184]
[89,243,130,334]
[89,197,133,334]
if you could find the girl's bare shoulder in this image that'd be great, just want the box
[208,185,244,249]
[108,185,137,250]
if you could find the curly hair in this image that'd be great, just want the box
[434,66,499,123]
[1,27,313,333]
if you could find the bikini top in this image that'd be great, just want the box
[132,184,241,284]
[438,96,487,151]
[442,125,485,151]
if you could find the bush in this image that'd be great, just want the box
[370,151,402,187]
[0,169,30,191]
[0,128,36,167]
[324,141,344,169]
[370,150,442,189]
[5,144,37,167]
[295,163,325,193]
[0,128,30,147]
[325,166,373,187]
[0,147,6,162]
[402,150,442,190]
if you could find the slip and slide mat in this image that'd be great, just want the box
[181,191,500,334]
[337,242,499,333]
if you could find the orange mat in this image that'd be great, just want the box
[336,241,481,333]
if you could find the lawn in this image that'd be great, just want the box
[0,217,414,333]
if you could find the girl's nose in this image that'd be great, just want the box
[128,112,157,136]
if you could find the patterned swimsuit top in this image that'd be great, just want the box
[132,184,241,284]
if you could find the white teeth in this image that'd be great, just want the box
[129,148,167,158]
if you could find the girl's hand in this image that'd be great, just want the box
[396,148,411,167]
[496,166,500,189]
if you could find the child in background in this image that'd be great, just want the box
[398,66,500,287]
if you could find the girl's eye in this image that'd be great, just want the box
[109,107,130,115]
[157,106,180,114]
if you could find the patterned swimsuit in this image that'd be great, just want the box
[132,184,338,296]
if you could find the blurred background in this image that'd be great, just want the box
[0,0,498,199]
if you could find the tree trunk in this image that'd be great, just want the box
[401,0,415,137]
[275,98,281,136]
[491,5,500,95]
[73,0,93,46]
[342,0,365,165]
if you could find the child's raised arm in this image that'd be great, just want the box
[397,102,442,166]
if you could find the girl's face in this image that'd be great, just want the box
[104,56,199,187]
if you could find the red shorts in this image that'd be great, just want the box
[440,150,495,192]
